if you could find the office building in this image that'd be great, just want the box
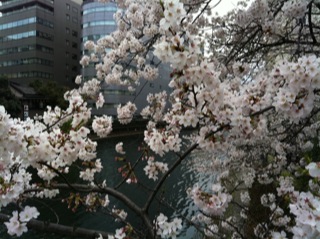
[0,0,82,87]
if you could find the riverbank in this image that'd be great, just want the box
[88,119,196,141]
[89,118,147,141]
[90,129,144,141]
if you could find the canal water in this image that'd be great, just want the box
[1,134,215,238]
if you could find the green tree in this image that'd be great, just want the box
[0,77,21,118]
[29,80,69,109]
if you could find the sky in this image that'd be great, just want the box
[212,0,254,16]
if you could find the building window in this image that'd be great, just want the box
[66,14,70,21]
[0,31,36,42]
[66,4,70,10]
[0,17,36,30]
[0,44,53,55]
[82,21,115,28]
[66,52,70,58]
[36,18,54,28]
[72,30,78,37]
[82,6,117,15]
[72,42,77,48]
[0,57,53,67]
[72,17,78,24]
[66,28,70,34]
[1,71,53,79]
[72,7,78,13]
[82,34,103,42]
[0,17,53,30]
[66,40,70,46]
[37,31,54,41]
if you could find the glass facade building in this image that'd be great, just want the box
[0,0,82,86]
[81,0,171,116]
[81,0,117,81]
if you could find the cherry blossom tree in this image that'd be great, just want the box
[1,0,320,238]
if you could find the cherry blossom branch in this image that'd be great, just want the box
[308,1,317,44]
[143,142,199,213]
[42,107,80,133]
[47,183,155,238]
[156,195,208,237]
[100,208,143,238]
[114,151,145,189]
[282,107,320,144]
[191,0,213,25]
[201,210,245,239]
[0,212,110,238]
[225,28,261,64]
[143,97,285,215]
[38,161,77,191]
[249,105,275,117]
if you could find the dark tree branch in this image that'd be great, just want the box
[191,0,214,25]
[0,212,110,239]
[114,151,145,189]
[38,162,77,191]
[225,27,262,65]
[309,1,317,44]
[143,141,199,213]
[47,183,155,238]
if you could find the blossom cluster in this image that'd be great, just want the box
[115,142,125,154]
[107,225,134,239]
[5,206,39,237]
[1,90,103,235]
[143,156,168,181]
[141,91,167,122]
[272,55,320,122]
[92,115,113,138]
[117,101,137,124]
[155,213,182,239]
[290,191,320,238]
[187,184,232,216]
[144,124,182,157]
[112,208,127,222]
[282,0,310,19]
[159,0,186,33]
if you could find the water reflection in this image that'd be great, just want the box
[1,134,214,238]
